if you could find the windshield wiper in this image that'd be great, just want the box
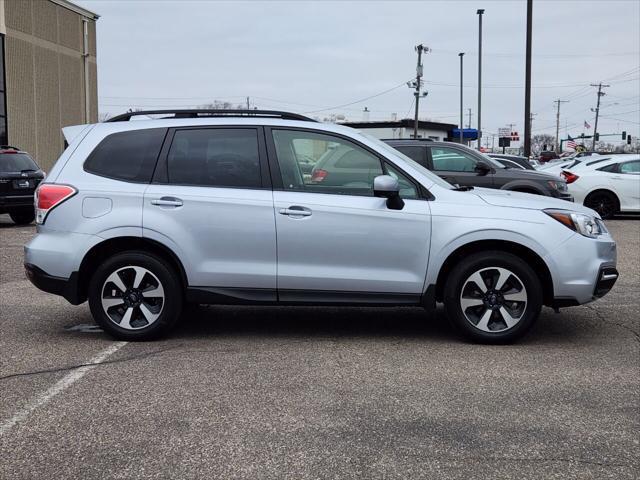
[453,185,474,191]
[20,169,37,173]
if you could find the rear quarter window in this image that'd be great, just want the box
[84,128,166,182]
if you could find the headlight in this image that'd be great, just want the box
[544,209,607,238]
[547,180,567,191]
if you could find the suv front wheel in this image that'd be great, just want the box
[443,251,542,344]
[88,251,183,340]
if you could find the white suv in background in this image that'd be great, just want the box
[24,110,618,344]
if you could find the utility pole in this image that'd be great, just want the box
[590,83,610,151]
[524,0,533,158]
[529,112,537,153]
[476,9,485,150]
[412,44,430,139]
[459,52,464,144]
[554,99,569,153]
[246,96,250,109]
[467,108,472,129]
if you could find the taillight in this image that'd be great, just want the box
[311,169,328,183]
[35,184,77,224]
[561,170,579,184]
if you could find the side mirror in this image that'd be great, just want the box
[373,175,404,210]
[474,160,491,175]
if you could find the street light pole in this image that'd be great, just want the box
[413,44,424,139]
[524,0,533,158]
[476,9,484,150]
[459,52,464,144]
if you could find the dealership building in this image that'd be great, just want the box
[0,0,98,170]
[339,119,458,142]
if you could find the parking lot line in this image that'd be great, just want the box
[0,341,128,436]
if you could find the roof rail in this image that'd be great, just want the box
[106,109,317,123]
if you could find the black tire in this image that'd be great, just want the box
[584,190,619,219]
[9,210,35,225]
[443,251,542,344]
[88,251,183,341]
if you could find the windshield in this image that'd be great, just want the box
[0,153,39,173]
[357,133,454,189]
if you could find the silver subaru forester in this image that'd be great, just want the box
[24,110,618,343]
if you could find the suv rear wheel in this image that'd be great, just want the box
[88,251,183,340]
[443,251,542,344]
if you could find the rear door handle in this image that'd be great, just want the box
[279,206,312,217]
[151,197,183,207]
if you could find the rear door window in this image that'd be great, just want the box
[166,128,262,188]
[394,146,427,166]
[84,128,166,182]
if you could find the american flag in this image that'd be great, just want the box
[566,135,577,150]
[584,120,591,129]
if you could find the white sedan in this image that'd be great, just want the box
[562,155,640,218]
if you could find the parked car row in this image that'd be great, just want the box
[24,109,617,345]
[383,140,572,200]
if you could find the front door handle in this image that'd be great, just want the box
[279,206,312,217]
[151,197,183,207]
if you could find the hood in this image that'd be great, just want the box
[471,187,598,216]
[499,167,560,181]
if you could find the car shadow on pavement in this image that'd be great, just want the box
[171,304,458,342]
[163,304,584,345]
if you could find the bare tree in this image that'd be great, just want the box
[531,134,556,154]
[199,100,244,110]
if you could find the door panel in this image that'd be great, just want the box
[143,127,276,293]
[273,191,430,294]
[144,186,276,290]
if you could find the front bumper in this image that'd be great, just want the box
[594,266,618,298]
[545,232,617,306]
[551,190,574,202]
[24,263,83,304]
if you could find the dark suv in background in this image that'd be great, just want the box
[0,146,45,224]
[384,140,572,200]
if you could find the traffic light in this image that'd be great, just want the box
[628,135,632,145]
[622,131,627,140]
[595,133,599,141]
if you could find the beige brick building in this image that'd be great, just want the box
[0,0,98,170]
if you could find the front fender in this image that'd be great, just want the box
[500,180,545,194]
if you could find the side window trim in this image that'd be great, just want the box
[264,126,432,200]
[151,125,271,189]
[266,126,386,197]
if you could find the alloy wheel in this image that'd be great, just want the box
[459,267,528,333]
[100,266,165,330]
[586,193,616,219]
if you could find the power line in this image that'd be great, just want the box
[302,80,412,114]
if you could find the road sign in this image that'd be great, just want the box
[498,128,510,137]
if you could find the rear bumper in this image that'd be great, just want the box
[24,263,83,305]
[0,194,34,211]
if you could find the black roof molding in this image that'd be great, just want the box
[106,109,317,123]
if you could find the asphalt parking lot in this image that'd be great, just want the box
[0,214,638,479]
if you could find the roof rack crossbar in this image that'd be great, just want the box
[106,109,317,123]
